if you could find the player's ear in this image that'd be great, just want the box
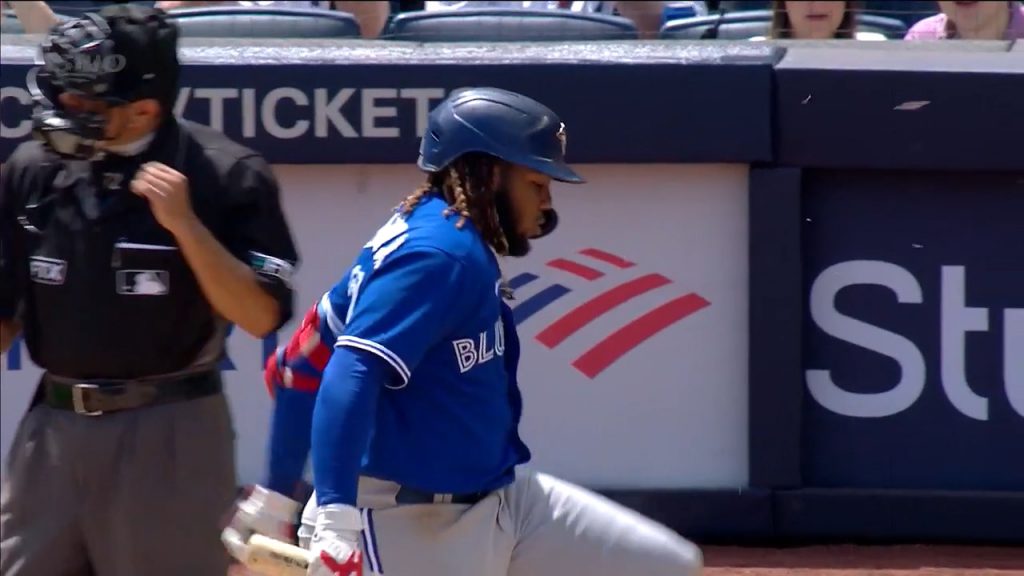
[129,98,162,129]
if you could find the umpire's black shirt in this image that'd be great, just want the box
[0,117,299,379]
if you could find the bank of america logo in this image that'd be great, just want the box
[509,248,711,379]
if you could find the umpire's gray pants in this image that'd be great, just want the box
[0,393,237,576]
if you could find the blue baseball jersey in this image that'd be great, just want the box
[321,192,531,494]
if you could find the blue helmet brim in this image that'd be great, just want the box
[540,159,585,184]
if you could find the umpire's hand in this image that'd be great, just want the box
[130,162,197,235]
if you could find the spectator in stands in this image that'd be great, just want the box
[394,0,425,13]
[154,0,391,37]
[421,1,698,39]
[905,0,1023,39]
[764,0,885,39]
[3,0,390,37]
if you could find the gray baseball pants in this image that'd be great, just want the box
[0,393,237,576]
[300,468,703,576]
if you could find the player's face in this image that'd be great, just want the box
[503,165,553,239]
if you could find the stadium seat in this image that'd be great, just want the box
[383,8,638,42]
[164,7,362,39]
[659,9,908,40]
[42,1,155,19]
[861,1,938,28]
[717,1,769,11]
[1,9,21,33]
[660,10,773,40]
[853,13,911,38]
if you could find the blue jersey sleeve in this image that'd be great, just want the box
[265,386,317,497]
[262,272,352,497]
[311,346,388,507]
[334,247,466,386]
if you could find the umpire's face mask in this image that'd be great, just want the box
[31,84,156,163]
[29,74,106,160]
[27,12,155,162]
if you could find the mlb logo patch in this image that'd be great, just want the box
[116,270,170,296]
[29,256,67,285]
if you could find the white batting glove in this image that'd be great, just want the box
[222,485,303,565]
[307,504,365,576]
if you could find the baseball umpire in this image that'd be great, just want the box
[0,6,299,575]
[222,87,703,576]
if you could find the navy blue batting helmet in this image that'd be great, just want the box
[417,87,585,184]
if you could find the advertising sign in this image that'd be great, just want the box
[1,164,751,489]
[0,56,774,165]
[802,170,1024,491]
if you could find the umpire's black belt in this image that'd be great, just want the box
[39,370,222,416]
[394,485,491,506]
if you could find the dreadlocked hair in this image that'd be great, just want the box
[398,153,511,256]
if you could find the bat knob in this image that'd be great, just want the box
[222,527,252,565]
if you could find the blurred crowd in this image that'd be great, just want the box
[2,1,1022,42]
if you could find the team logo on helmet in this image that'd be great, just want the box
[556,122,567,156]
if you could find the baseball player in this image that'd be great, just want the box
[223,87,703,576]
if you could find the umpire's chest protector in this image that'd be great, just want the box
[8,139,226,379]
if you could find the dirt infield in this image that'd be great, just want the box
[703,544,1024,576]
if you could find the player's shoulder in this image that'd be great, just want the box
[402,195,492,265]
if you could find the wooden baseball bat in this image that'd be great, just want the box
[243,533,313,576]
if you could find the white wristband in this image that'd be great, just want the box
[316,503,364,535]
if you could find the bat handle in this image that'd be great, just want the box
[222,526,253,564]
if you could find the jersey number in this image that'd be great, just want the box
[345,212,410,324]
[368,212,410,270]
